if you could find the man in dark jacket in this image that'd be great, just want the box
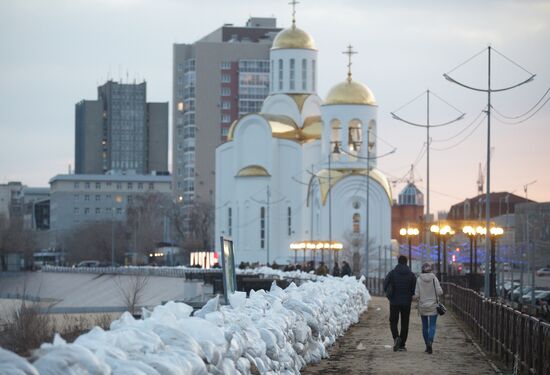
[341,261,352,276]
[383,255,416,352]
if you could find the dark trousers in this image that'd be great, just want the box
[389,304,411,345]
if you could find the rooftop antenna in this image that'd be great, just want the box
[523,180,537,199]
[444,45,535,297]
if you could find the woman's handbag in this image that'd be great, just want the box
[433,279,446,316]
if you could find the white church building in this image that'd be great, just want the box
[215,16,392,273]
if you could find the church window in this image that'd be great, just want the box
[289,59,295,90]
[288,207,292,236]
[270,60,274,91]
[312,60,316,91]
[260,206,266,248]
[348,120,362,152]
[330,119,342,150]
[367,120,376,157]
[278,59,283,90]
[228,207,232,236]
[353,213,360,233]
[302,59,307,90]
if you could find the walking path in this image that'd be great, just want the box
[302,296,504,375]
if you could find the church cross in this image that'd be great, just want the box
[289,0,300,26]
[343,45,358,81]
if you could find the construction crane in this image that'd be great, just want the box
[523,180,537,199]
[389,164,422,189]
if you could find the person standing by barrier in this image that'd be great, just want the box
[415,263,443,354]
[383,255,416,352]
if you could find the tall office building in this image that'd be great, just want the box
[172,17,281,229]
[75,81,169,175]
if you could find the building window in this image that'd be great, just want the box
[95,194,100,201]
[222,114,231,123]
[271,60,274,91]
[74,182,79,189]
[228,207,232,236]
[221,61,231,69]
[221,87,231,96]
[353,213,361,233]
[278,59,283,90]
[116,183,122,190]
[312,59,316,91]
[222,101,231,109]
[288,206,292,236]
[106,182,112,187]
[302,59,307,90]
[149,183,154,190]
[138,183,143,190]
[84,208,90,215]
[222,74,231,83]
[84,195,90,201]
[127,182,133,190]
[260,206,265,249]
[106,207,112,214]
[95,182,101,189]
[95,208,101,214]
[221,128,229,136]
[289,59,295,90]
[331,119,342,149]
[116,208,122,215]
[85,182,90,189]
[128,195,133,204]
[348,120,362,152]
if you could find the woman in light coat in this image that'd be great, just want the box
[414,263,443,354]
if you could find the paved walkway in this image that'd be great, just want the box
[302,296,504,375]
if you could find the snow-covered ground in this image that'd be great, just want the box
[0,274,370,375]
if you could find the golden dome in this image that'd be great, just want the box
[324,79,377,106]
[272,26,316,50]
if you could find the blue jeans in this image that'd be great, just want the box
[421,314,438,345]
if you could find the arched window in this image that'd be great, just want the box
[302,59,307,90]
[330,119,341,150]
[289,59,295,90]
[348,120,362,152]
[278,59,283,90]
[367,120,376,155]
[353,213,360,233]
[270,60,274,91]
[312,60,316,91]
[260,206,266,248]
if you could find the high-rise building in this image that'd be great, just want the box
[172,17,281,229]
[75,81,168,175]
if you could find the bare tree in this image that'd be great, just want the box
[126,193,170,258]
[62,220,128,265]
[0,215,36,270]
[341,231,375,276]
[188,201,214,251]
[116,274,150,316]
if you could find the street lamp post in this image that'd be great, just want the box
[400,227,419,270]
[431,225,442,278]
[111,194,123,267]
[489,227,504,298]
[463,226,475,288]
[430,225,454,282]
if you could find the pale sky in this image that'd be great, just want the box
[1,0,549,215]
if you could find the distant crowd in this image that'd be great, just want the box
[238,260,354,277]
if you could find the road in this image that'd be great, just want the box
[302,296,503,375]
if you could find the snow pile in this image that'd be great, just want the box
[238,266,320,281]
[2,275,370,375]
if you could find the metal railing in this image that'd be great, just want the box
[444,282,550,375]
